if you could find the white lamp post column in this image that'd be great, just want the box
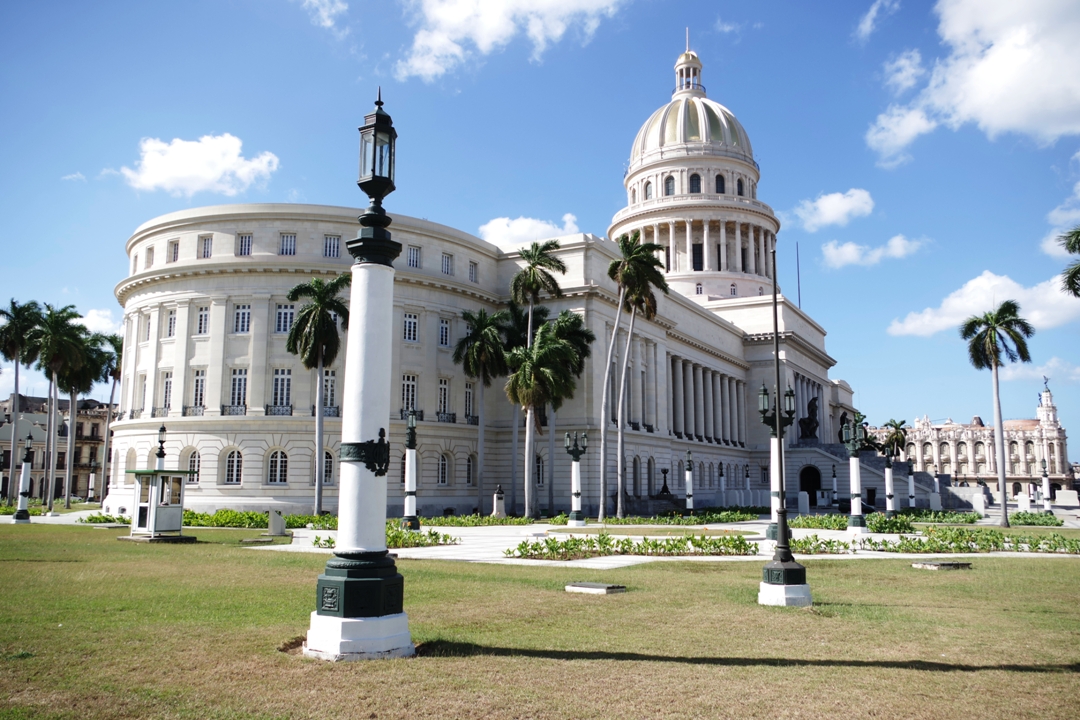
[304,92,414,662]
[908,463,916,508]
[402,410,419,530]
[842,422,867,533]
[830,464,838,507]
[565,432,587,527]
[1041,460,1052,513]
[884,455,896,518]
[13,434,33,524]
[685,450,694,512]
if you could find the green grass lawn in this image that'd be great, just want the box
[1,525,1078,720]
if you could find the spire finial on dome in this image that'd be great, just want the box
[686,27,689,52]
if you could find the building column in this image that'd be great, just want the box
[668,221,677,271]
[143,306,162,410]
[727,376,736,446]
[671,355,683,437]
[645,342,656,430]
[170,301,191,418]
[735,223,743,273]
[631,339,643,425]
[748,227,757,275]
[685,219,693,270]
[719,221,728,271]
[121,313,138,414]
[693,364,704,440]
[703,369,714,441]
[683,360,694,440]
[660,348,670,435]
[758,227,767,276]
[713,371,724,444]
[703,220,712,271]
[932,435,942,475]
[248,294,271,415]
[204,296,228,416]
[736,380,746,446]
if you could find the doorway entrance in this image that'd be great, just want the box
[799,466,822,507]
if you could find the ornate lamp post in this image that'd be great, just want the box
[831,464,838,507]
[155,425,167,471]
[907,460,916,508]
[758,382,795,539]
[659,468,671,495]
[564,432,587,527]
[402,410,419,531]
[13,433,34,523]
[88,459,98,502]
[304,91,414,661]
[884,446,898,518]
[841,420,867,533]
[758,243,810,607]
[1041,459,1051,513]
[718,463,725,498]
[684,450,694,512]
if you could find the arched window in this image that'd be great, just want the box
[465,455,475,486]
[535,455,545,486]
[664,176,675,196]
[225,451,242,484]
[695,283,703,295]
[438,454,448,485]
[715,174,725,194]
[187,450,200,484]
[758,287,764,296]
[737,178,744,196]
[644,181,653,200]
[267,450,288,484]
[729,283,737,297]
[689,174,701,193]
[323,451,334,485]
[631,188,637,204]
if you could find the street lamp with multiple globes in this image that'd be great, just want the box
[757,243,811,607]
[564,431,588,527]
[758,382,795,540]
[303,91,414,661]
[841,420,868,532]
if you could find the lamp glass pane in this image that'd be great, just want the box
[376,132,392,178]
[758,385,768,412]
[360,133,374,179]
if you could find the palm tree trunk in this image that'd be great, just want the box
[47,371,58,511]
[524,405,535,518]
[41,384,52,502]
[314,353,324,516]
[615,307,637,519]
[547,405,555,516]
[992,363,1009,527]
[100,378,117,502]
[6,362,18,506]
[510,405,519,514]
[477,382,486,514]
[598,288,626,522]
[64,389,76,509]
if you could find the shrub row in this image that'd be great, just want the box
[899,508,980,524]
[788,527,1080,555]
[787,513,915,534]
[419,514,534,527]
[1008,511,1064,527]
[505,532,759,560]
[79,513,130,525]
[0,506,42,516]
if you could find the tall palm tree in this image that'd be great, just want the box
[510,240,566,348]
[0,299,42,505]
[452,307,509,514]
[98,333,123,502]
[1058,224,1080,298]
[880,419,907,460]
[286,275,351,516]
[609,232,668,518]
[58,334,107,508]
[960,300,1034,528]
[499,302,549,514]
[505,322,577,518]
[28,304,86,511]
[545,310,596,513]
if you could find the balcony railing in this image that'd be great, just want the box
[151,407,170,418]
[436,412,456,424]
[465,414,479,426]
[312,405,341,417]
[644,424,654,433]
[265,404,293,416]
[399,408,424,421]
[129,409,143,420]
[183,405,204,417]
[221,405,247,416]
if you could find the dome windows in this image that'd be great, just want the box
[715,174,725,194]
[737,179,744,196]
[730,284,737,297]
[695,283,703,295]
[664,176,675,196]
[689,174,701,194]
[631,188,637,204]
[644,181,653,200]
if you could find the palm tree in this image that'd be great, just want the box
[499,302,549,515]
[505,322,577,518]
[97,333,123,502]
[286,275,351,516]
[28,304,86,511]
[1058,224,1080,298]
[510,240,566,347]
[880,419,907,460]
[960,300,1034,528]
[58,334,108,508]
[0,299,42,506]
[452,307,509,514]
[545,310,596,513]
[608,232,668,518]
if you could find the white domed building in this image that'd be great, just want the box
[104,50,913,519]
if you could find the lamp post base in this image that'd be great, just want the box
[401,516,420,531]
[12,509,30,523]
[303,612,415,661]
[757,582,812,607]
[765,522,778,540]
[567,510,586,528]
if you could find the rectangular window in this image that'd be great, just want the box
[438,378,449,414]
[237,233,252,256]
[143,317,151,342]
[196,306,209,335]
[403,312,418,342]
[407,246,421,269]
[75,447,82,465]
[89,446,97,462]
[139,375,147,410]
[132,255,138,274]
[145,247,154,269]
[441,253,454,276]
[192,370,206,407]
[168,240,179,263]
[324,235,340,258]
[230,369,248,407]
[233,304,251,333]
[76,423,84,438]
[280,233,296,256]
[272,368,292,406]
[275,304,295,333]
[199,236,213,259]
[439,318,450,347]
[166,310,176,338]
[323,369,336,407]
[401,374,417,411]
[468,261,478,283]
[162,372,172,409]
[464,382,474,418]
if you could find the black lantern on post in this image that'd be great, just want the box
[405,409,417,451]
[156,425,167,461]
[350,88,402,267]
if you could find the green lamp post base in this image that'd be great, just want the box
[316,552,404,619]
[765,522,778,540]
[401,516,420,531]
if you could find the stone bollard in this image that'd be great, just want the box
[1017,491,1031,513]
[797,492,810,515]
[972,492,986,517]
[267,509,287,536]
[929,493,942,511]
[492,485,506,518]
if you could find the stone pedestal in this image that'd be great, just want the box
[305,612,414,661]
[1017,492,1031,513]
[492,489,506,518]
[758,582,813,607]
[972,492,986,517]
[929,492,942,511]
[267,509,287,536]
[568,462,586,527]
[797,491,809,515]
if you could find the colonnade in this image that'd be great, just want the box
[626,219,774,278]
[911,436,1068,479]
[667,354,745,446]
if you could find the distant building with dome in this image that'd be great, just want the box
[102,49,931,519]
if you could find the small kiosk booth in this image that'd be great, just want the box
[120,426,197,544]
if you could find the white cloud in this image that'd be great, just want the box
[61,172,86,182]
[117,134,279,197]
[395,0,624,82]
[855,0,901,43]
[866,0,1080,166]
[299,0,350,38]
[792,188,874,232]
[822,234,922,269]
[887,270,1080,336]
[715,17,742,34]
[1000,356,1080,383]
[1041,149,1080,257]
[77,309,122,335]
[478,212,578,247]
[883,49,925,94]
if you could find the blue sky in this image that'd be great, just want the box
[1,0,1078,461]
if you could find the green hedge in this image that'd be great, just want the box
[505,532,758,560]
[1008,511,1063,527]
[419,514,534,527]
[787,513,914,533]
[78,513,130,525]
[0,506,42,516]
[899,509,980,524]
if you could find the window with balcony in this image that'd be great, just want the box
[230,369,248,407]
[715,174,725,194]
[664,176,675,196]
[644,181,653,200]
[272,369,292,408]
[737,178,744,196]
[438,378,449,414]
[192,370,206,408]
[464,382,474,418]
[323,369,336,408]
[162,372,172,410]
[401,374,417,411]
[689,174,701,193]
